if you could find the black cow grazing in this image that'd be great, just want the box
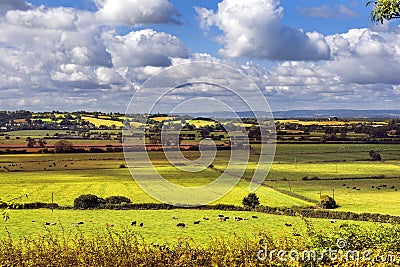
[284,223,292,227]
[203,217,209,220]
[224,217,229,220]
[45,222,56,226]
[177,223,186,227]
[131,221,137,226]
[234,217,242,221]
[139,223,143,227]
[194,221,200,224]
[372,186,375,188]
[352,187,357,189]
[391,186,396,189]
[292,233,301,237]
[77,221,84,225]
[330,220,337,223]
[356,188,361,191]
[342,184,346,186]
[252,215,258,219]
[218,214,224,218]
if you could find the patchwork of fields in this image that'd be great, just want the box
[0,140,399,248]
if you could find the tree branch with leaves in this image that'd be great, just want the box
[1,192,29,221]
[367,0,400,24]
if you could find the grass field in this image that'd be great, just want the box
[81,116,123,127]
[0,166,311,207]
[0,209,376,243]
[188,119,216,127]
[150,117,177,122]
[1,130,70,138]
[1,143,400,244]
[272,178,400,215]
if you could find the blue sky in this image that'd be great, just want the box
[0,0,399,113]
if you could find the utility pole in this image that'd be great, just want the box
[334,148,338,173]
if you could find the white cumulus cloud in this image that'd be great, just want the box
[95,0,180,25]
[104,29,188,68]
[0,3,189,111]
[326,28,400,84]
[196,0,331,61]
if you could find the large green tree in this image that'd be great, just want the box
[367,0,400,24]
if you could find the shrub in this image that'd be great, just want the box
[242,193,260,209]
[74,194,105,209]
[89,147,104,153]
[320,195,338,209]
[369,149,382,161]
[54,140,73,153]
[104,196,131,204]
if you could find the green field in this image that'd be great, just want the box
[0,167,310,207]
[0,209,375,243]
[1,130,70,138]
[1,143,400,244]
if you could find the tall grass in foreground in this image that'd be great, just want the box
[0,220,399,266]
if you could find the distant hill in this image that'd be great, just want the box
[273,109,400,119]
[176,109,400,119]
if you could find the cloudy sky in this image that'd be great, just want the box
[0,0,399,113]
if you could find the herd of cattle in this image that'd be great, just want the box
[43,214,262,229]
[132,214,261,229]
[42,214,338,236]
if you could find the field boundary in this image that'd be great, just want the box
[271,188,319,204]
